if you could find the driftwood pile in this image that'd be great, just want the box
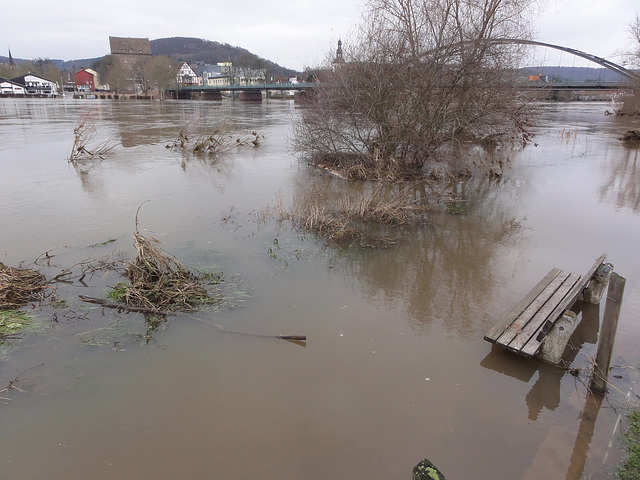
[0,262,48,310]
[119,232,216,313]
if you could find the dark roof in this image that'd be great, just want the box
[109,36,152,56]
[0,76,27,87]
[197,64,225,77]
[10,73,56,85]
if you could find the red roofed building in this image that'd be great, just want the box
[74,68,100,92]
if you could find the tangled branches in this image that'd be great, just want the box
[119,233,218,312]
[0,262,49,310]
[167,118,263,155]
[69,114,118,162]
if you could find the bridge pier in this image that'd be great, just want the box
[201,91,222,101]
[238,91,263,101]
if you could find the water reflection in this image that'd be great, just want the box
[71,159,105,195]
[481,300,601,413]
[482,300,604,479]
[290,171,525,338]
[599,147,640,212]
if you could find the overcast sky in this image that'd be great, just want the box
[2,0,638,71]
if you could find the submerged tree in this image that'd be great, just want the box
[293,0,537,180]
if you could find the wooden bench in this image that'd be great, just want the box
[484,254,607,358]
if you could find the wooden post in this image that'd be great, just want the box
[590,272,626,395]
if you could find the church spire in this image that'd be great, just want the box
[334,39,344,64]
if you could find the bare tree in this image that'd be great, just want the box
[616,14,640,116]
[107,62,129,94]
[625,14,640,67]
[293,0,537,180]
[144,55,178,100]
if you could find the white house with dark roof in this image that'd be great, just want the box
[0,76,26,95]
[11,73,58,96]
[176,62,200,86]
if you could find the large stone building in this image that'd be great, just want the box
[109,36,152,73]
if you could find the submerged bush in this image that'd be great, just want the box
[293,0,536,180]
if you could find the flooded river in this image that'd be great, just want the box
[1,98,639,479]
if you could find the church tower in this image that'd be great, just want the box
[334,40,344,64]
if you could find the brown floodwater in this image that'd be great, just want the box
[1,98,639,479]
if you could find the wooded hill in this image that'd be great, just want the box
[150,37,298,77]
[0,36,300,76]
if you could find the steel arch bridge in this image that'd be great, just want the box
[494,38,640,82]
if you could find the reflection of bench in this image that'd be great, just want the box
[484,254,608,358]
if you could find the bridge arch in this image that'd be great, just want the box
[494,39,640,81]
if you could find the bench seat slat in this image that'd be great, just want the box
[495,271,571,347]
[506,272,581,354]
[519,257,605,357]
[484,268,562,343]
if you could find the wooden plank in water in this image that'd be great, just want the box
[507,272,581,354]
[484,268,562,343]
[519,255,607,357]
[495,271,571,348]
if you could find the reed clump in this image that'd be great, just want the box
[279,188,429,247]
[0,262,48,310]
[120,233,218,312]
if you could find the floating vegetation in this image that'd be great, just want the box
[69,114,118,162]
[107,282,128,303]
[52,299,67,308]
[276,187,429,248]
[117,232,219,312]
[0,310,30,342]
[0,262,49,310]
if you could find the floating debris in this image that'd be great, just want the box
[118,232,218,312]
[620,129,640,142]
[0,262,48,311]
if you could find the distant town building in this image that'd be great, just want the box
[74,68,102,92]
[11,73,58,96]
[176,62,200,86]
[232,66,267,85]
[109,36,152,72]
[197,63,231,87]
[0,76,26,95]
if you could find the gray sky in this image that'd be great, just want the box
[2,0,638,71]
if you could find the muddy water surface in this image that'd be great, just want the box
[1,98,639,479]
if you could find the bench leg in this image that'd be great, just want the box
[581,264,613,304]
[540,311,578,364]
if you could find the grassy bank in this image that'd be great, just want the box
[617,409,640,479]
